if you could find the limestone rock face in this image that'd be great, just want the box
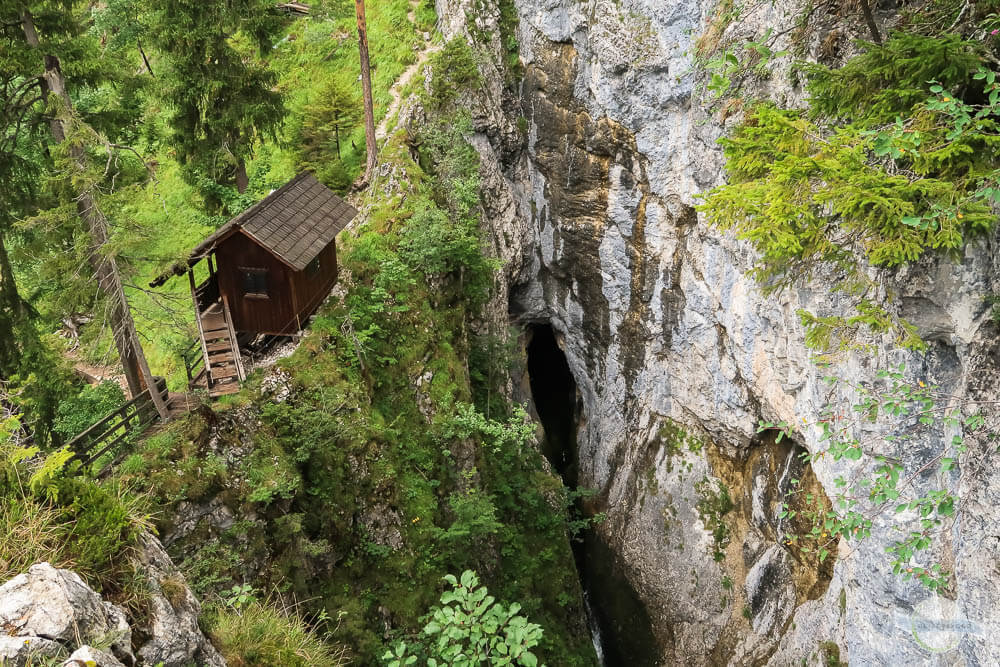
[436,0,1000,663]
[63,645,127,667]
[0,563,133,666]
[134,534,226,667]
[0,538,224,667]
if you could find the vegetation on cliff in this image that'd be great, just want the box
[698,0,1000,594]
[698,3,1000,351]
[2,0,597,663]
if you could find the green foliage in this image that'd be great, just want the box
[147,0,286,204]
[53,380,126,441]
[769,364,998,591]
[428,39,483,110]
[699,50,1000,349]
[224,583,258,610]
[694,477,733,562]
[1,333,75,446]
[384,570,545,667]
[0,423,149,599]
[440,478,503,544]
[207,600,349,667]
[801,34,984,124]
[699,30,1000,351]
[292,76,362,191]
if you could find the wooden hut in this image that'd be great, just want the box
[152,172,357,396]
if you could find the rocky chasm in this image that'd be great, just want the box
[436,0,1000,664]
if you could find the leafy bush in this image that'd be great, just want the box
[208,600,349,667]
[384,570,545,667]
[53,380,126,442]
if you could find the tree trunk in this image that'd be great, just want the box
[356,0,377,183]
[0,231,26,376]
[859,0,882,44]
[235,157,249,193]
[21,11,169,420]
[137,40,155,77]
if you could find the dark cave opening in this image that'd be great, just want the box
[526,323,579,484]
[525,323,658,666]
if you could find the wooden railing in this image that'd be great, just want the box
[182,338,207,388]
[195,274,220,313]
[67,377,168,467]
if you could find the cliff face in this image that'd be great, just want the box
[437,0,1000,663]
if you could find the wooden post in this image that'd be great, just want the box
[189,270,213,390]
[221,294,246,382]
[356,0,377,183]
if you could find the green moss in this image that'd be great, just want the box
[695,476,734,562]
[657,419,704,474]
[818,640,845,666]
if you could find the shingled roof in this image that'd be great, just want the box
[189,171,357,271]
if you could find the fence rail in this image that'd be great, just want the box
[182,338,206,388]
[67,377,168,467]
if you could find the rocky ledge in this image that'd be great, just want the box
[0,535,223,667]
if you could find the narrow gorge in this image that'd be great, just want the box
[4,0,1000,665]
[442,0,1000,663]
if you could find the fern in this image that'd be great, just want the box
[28,447,75,502]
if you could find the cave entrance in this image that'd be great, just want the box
[525,323,658,666]
[526,324,579,484]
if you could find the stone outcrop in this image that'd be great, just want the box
[0,539,223,667]
[434,0,1000,663]
[134,533,226,667]
[0,563,133,667]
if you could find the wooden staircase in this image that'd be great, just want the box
[199,305,244,396]
[186,273,246,398]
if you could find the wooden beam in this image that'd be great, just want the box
[189,270,213,390]
[222,294,247,382]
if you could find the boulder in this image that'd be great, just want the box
[0,562,133,665]
[63,645,127,667]
[133,533,226,667]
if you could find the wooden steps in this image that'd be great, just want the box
[195,296,245,399]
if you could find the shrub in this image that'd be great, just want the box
[53,380,126,442]
[699,49,1000,350]
[802,33,985,124]
[0,423,150,597]
[208,600,349,667]
[383,570,545,667]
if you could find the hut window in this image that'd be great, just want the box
[307,255,321,276]
[241,268,269,298]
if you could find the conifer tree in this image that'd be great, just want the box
[148,0,285,205]
[11,3,169,420]
[356,0,376,184]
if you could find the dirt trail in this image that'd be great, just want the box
[374,1,440,144]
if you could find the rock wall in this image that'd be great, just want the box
[436,0,1000,663]
[0,544,223,667]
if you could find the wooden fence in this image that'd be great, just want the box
[67,377,168,467]
[182,338,207,388]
